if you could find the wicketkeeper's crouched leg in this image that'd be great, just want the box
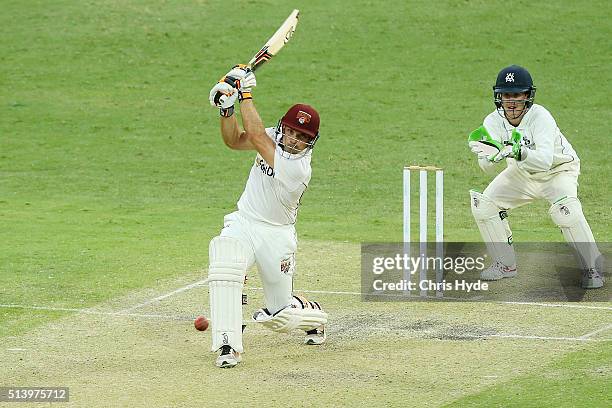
[549,197,604,288]
[470,190,517,274]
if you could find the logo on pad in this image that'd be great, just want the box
[280,255,295,275]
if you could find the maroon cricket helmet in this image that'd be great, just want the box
[280,104,320,138]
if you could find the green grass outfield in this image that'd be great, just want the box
[1,0,610,406]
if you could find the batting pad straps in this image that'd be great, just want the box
[208,236,249,353]
[253,296,327,333]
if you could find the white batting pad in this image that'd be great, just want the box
[252,296,327,333]
[549,197,601,269]
[208,236,248,353]
[470,190,516,268]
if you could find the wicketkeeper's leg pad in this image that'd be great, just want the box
[252,295,328,333]
[470,190,516,267]
[549,197,601,269]
[208,236,249,353]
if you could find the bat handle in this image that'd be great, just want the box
[213,91,223,106]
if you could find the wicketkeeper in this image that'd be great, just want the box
[468,65,604,289]
[205,65,327,368]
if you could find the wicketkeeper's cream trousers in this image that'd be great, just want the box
[483,161,581,209]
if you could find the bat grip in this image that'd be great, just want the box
[213,91,223,106]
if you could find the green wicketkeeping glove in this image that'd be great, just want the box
[468,126,503,160]
[491,130,524,162]
[511,129,522,144]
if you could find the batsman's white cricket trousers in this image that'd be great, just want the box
[220,211,296,314]
[484,161,581,209]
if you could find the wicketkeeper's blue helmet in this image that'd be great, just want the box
[493,65,536,109]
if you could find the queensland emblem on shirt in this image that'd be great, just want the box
[255,156,275,178]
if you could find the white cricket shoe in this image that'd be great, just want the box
[581,268,604,289]
[480,261,517,281]
[215,345,242,368]
[304,326,326,345]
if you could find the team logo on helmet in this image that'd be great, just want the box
[505,73,515,82]
[296,110,311,124]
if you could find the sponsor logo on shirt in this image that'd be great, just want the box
[255,156,275,178]
[506,130,533,147]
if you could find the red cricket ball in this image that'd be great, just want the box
[194,315,209,331]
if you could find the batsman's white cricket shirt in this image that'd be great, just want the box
[483,104,579,176]
[237,127,311,225]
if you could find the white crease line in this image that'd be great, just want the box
[370,327,608,342]
[288,288,364,296]
[502,301,612,311]
[290,291,612,309]
[486,334,597,342]
[579,323,612,340]
[247,287,363,296]
[2,304,610,342]
[119,279,208,313]
[0,304,192,321]
[248,287,468,300]
[119,279,612,311]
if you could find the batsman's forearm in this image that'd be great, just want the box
[239,100,266,137]
[220,115,242,148]
[239,99,276,165]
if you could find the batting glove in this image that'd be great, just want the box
[224,64,256,101]
[209,82,238,108]
[209,81,238,117]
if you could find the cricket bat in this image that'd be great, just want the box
[212,10,299,107]
[248,9,300,71]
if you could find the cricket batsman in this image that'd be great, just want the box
[468,65,604,289]
[205,65,327,368]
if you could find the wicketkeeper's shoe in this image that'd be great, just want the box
[480,261,517,281]
[581,268,604,289]
[215,345,242,368]
[304,325,326,345]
